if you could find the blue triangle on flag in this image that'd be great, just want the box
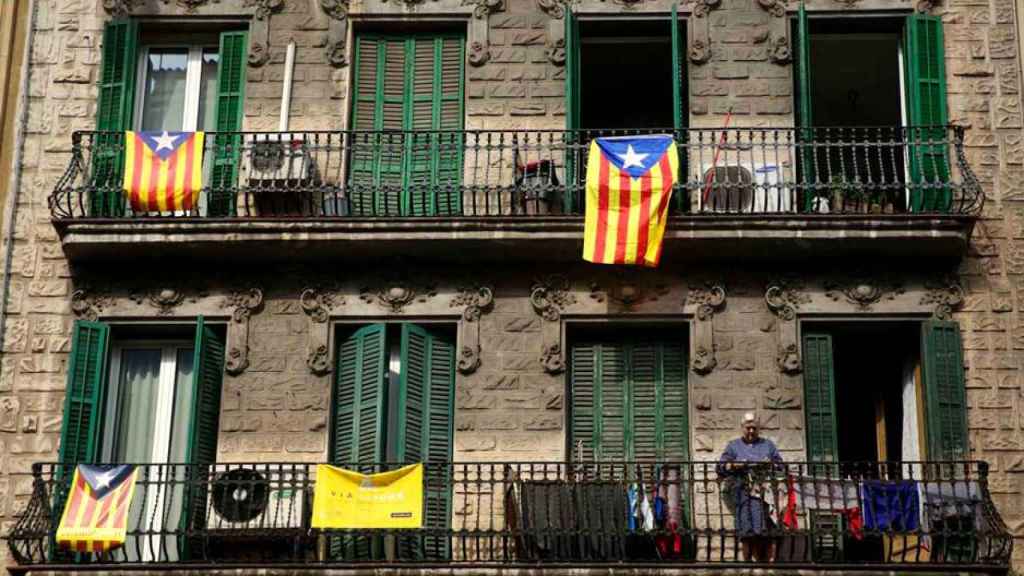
[78,464,136,499]
[137,131,192,161]
[595,135,674,179]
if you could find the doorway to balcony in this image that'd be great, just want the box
[578,21,677,131]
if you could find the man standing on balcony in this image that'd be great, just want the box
[718,412,784,563]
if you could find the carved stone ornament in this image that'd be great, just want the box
[768,34,791,64]
[222,288,264,376]
[360,272,437,313]
[776,343,801,374]
[540,343,565,374]
[243,0,285,19]
[223,288,264,323]
[468,41,490,66]
[916,0,939,12]
[459,346,482,374]
[321,0,349,18]
[692,346,717,375]
[70,289,113,322]
[531,275,576,322]
[824,277,904,311]
[130,288,187,315]
[688,282,726,321]
[546,37,566,65]
[464,0,504,19]
[451,285,495,321]
[169,0,212,12]
[756,0,786,17]
[301,286,344,323]
[693,0,721,17]
[249,41,271,67]
[103,0,142,15]
[307,344,331,375]
[325,41,347,66]
[537,0,565,18]
[921,276,966,320]
[689,38,711,65]
[320,0,350,67]
[589,274,669,307]
[835,0,862,6]
[765,279,810,321]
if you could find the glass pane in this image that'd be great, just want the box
[140,48,189,132]
[114,349,163,462]
[168,348,195,463]
[197,49,219,131]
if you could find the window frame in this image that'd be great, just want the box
[101,336,193,461]
[133,44,218,132]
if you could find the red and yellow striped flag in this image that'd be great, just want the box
[56,464,139,553]
[583,135,678,267]
[122,130,204,212]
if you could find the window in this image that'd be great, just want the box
[801,320,968,463]
[569,329,689,462]
[91,21,248,217]
[330,323,455,560]
[348,33,465,216]
[58,318,225,562]
[793,10,950,213]
[135,46,219,132]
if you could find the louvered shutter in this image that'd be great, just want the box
[599,343,629,461]
[905,13,951,213]
[670,5,686,212]
[397,324,454,560]
[92,20,138,217]
[332,323,387,464]
[208,31,248,217]
[922,321,968,460]
[330,324,387,560]
[563,8,580,211]
[182,317,224,556]
[797,3,817,211]
[349,36,382,215]
[660,342,690,461]
[802,333,838,462]
[59,321,110,465]
[632,344,658,461]
[570,343,598,462]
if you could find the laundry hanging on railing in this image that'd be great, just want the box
[122,131,205,213]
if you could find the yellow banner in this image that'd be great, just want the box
[312,463,423,529]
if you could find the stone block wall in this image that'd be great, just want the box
[0,0,1023,570]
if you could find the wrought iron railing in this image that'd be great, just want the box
[49,126,983,220]
[7,461,1012,568]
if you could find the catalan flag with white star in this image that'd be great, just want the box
[56,464,139,553]
[122,130,205,213]
[583,135,678,267]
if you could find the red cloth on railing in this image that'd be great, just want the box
[842,507,864,540]
[782,474,799,529]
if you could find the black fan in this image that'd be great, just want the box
[211,468,271,524]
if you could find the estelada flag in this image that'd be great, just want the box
[122,130,205,212]
[311,463,423,529]
[56,464,139,553]
[583,135,678,267]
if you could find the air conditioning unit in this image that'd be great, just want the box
[241,136,318,186]
[692,156,794,213]
[206,464,307,531]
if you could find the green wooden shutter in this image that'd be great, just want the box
[397,324,454,560]
[796,4,817,212]
[182,317,224,558]
[563,8,580,212]
[671,5,687,213]
[332,323,387,464]
[905,13,951,213]
[921,320,968,460]
[186,316,224,465]
[802,333,838,462]
[59,321,110,465]
[208,30,248,217]
[349,35,463,216]
[572,340,688,462]
[92,20,138,217]
[330,323,388,560]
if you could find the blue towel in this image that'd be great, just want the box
[861,480,920,531]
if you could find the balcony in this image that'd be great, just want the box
[49,127,983,264]
[7,461,1012,572]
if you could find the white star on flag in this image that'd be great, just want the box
[618,145,649,169]
[152,131,180,151]
[94,469,117,490]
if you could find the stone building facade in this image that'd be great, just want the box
[0,0,1023,572]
